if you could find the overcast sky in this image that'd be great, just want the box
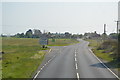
[1,0,119,35]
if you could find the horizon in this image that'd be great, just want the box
[1,28,117,36]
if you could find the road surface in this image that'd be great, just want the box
[33,39,118,80]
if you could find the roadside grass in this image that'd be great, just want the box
[2,37,47,78]
[48,39,79,46]
[86,39,113,61]
[86,39,119,70]
[86,39,101,48]
[92,49,113,62]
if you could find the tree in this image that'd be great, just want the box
[101,33,108,41]
[65,32,71,38]
[20,33,24,38]
[71,34,78,39]
[79,34,83,38]
[1,34,7,37]
[47,32,51,38]
[33,29,42,38]
[13,33,24,38]
[25,29,33,38]
[109,33,118,39]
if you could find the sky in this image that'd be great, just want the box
[1,0,119,35]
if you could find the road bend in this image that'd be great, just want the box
[34,39,118,80]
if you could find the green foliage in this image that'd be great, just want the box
[109,33,118,39]
[97,40,117,50]
[33,29,42,38]
[97,40,117,59]
[25,29,33,38]
[13,33,25,38]
[7,29,83,39]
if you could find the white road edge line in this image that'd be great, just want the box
[42,66,44,68]
[33,70,41,80]
[77,72,80,80]
[41,68,43,70]
[48,59,52,62]
[49,49,52,53]
[33,49,52,80]
[89,49,120,79]
[44,63,47,66]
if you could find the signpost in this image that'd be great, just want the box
[39,34,48,48]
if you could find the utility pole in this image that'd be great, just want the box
[103,24,106,41]
[115,21,120,35]
[104,24,106,34]
[115,20,120,61]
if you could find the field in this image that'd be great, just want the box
[2,37,79,78]
[48,39,79,46]
[2,38,47,78]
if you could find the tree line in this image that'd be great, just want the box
[1,29,83,39]
[1,29,119,40]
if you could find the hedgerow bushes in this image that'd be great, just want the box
[97,40,118,59]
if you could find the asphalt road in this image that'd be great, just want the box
[34,39,118,80]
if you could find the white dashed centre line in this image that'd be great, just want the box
[42,66,44,68]
[75,57,77,62]
[77,72,80,80]
[75,63,78,70]
[75,50,80,80]
[75,53,76,57]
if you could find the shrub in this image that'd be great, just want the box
[97,40,117,51]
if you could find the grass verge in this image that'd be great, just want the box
[2,37,47,78]
[86,39,119,70]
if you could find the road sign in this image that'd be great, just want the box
[39,35,48,45]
